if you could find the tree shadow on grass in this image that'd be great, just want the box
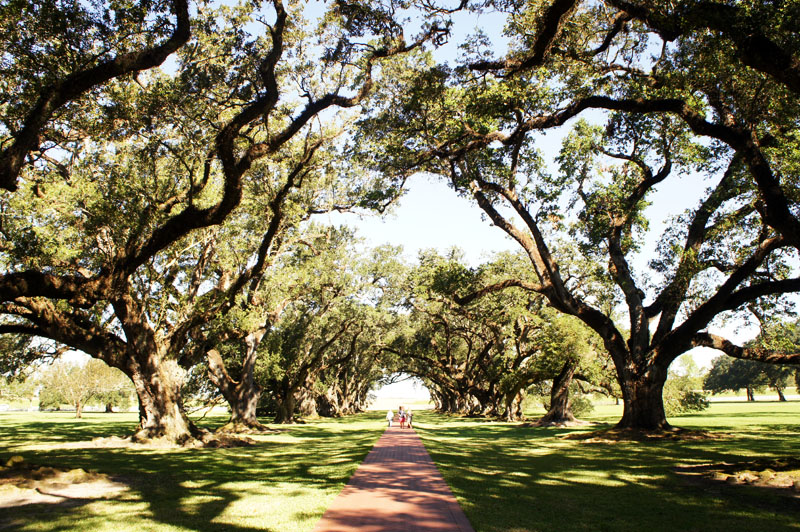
[0,413,385,532]
[1,415,137,449]
[414,412,800,532]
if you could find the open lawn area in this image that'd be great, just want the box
[1,402,799,531]
[0,413,384,531]
[416,401,800,532]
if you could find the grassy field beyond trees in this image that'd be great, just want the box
[1,403,799,531]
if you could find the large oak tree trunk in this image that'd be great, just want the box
[616,366,670,431]
[341,379,367,415]
[317,384,348,417]
[538,361,577,425]
[436,390,456,413]
[271,376,300,423]
[230,386,263,424]
[502,391,523,421]
[468,386,494,417]
[113,294,202,445]
[446,394,459,413]
[207,345,267,432]
[297,387,318,418]
[273,394,297,423]
[486,398,500,418]
[129,358,199,444]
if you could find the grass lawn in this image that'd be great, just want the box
[414,401,800,532]
[1,403,798,532]
[0,412,385,531]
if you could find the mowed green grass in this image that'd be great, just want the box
[414,401,800,532]
[0,412,385,532]
[1,403,798,532]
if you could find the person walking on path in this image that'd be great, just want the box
[386,409,393,427]
[312,418,475,532]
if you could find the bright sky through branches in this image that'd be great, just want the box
[321,164,762,372]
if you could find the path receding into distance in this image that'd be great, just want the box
[312,422,475,532]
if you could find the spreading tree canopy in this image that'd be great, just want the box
[355,0,800,430]
[2,0,799,437]
[0,0,454,443]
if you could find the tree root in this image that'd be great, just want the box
[215,421,281,435]
[529,417,591,428]
[129,425,256,448]
[675,458,800,492]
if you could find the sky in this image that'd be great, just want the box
[323,174,518,266]
[372,375,431,403]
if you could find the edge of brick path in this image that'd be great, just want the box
[312,422,475,532]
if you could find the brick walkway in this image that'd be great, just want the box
[312,423,475,532]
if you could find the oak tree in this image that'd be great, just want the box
[356,0,800,430]
[0,0,451,443]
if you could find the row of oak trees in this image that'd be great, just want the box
[1,0,800,441]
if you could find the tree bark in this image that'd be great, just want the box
[502,392,524,421]
[445,393,459,413]
[616,366,670,430]
[206,346,267,432]
[297,388,318,418]
[223,381,263,429]
[317,384,348,417]
[129,357,199,444]
[75,399,84,419]
[538,361,577,425]
[273,393,297,424]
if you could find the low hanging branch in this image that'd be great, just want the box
[692,332,800,365]
[454,279,542,306]
[0,0,191,192]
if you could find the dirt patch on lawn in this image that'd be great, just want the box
[0,456,129,509]
[675,457,800,499]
